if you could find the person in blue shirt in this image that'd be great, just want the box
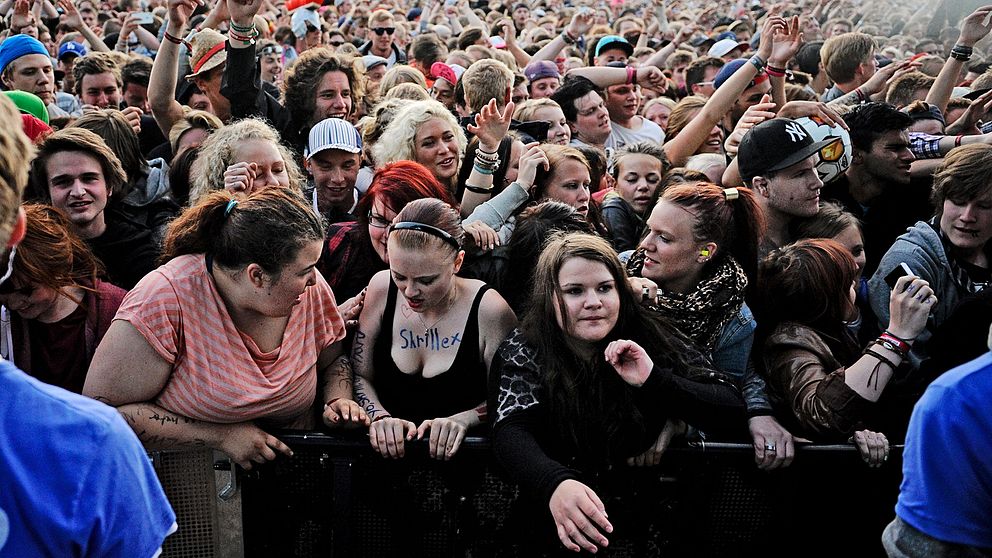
[0,94,176,557]
[883,323,992,557]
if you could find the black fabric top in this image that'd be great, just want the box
[372,280,490,424]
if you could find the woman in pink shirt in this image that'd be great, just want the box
[84,188,359,469]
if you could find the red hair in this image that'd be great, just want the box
[357,161,457,221]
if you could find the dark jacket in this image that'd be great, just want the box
[357,41,407,65]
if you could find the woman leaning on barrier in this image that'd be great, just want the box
[755,239,936,466]
[626,183,803,470]
[83,188,353,470]
[490,232,745,554]
[343,198,517,461]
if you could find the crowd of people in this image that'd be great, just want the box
[1,0,991,554]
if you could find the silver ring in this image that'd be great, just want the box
[764,443,776,452]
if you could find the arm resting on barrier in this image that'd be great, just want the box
[320,342,370,428]
[115,402,293,470]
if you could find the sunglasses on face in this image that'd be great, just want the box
[329,40,345,46]
[371,27,395,35]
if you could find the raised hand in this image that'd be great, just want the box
[467,98,515,153]
[756,16,787,62]
[958,5,992,47]
[604,339,654,387]
[515,142,549,191]
[886,275,936,341]
[769,15,802,67]
[566,9,594,37]
[57,0,83,29]
[228,0,263,25]
[166,0,202,30]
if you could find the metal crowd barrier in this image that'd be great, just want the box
[153,432,905,558]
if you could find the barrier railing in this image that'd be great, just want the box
[228,431,903,558]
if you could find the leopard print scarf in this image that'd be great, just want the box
[627,251,748,352]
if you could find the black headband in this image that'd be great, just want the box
[389,221,461,251]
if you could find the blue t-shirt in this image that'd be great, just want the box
[896,351,992,549]
[0,360,176,557]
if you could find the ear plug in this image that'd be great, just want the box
[700,249,710,257]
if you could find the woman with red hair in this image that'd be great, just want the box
[318,161,457,301]
[756,239,936,465]
[0,204,125,393]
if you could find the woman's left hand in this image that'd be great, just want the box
[416,415,469,460]
[851,429,889,468]
[323,398,370,428]
[604,340,654,387]
[467,98,515,153]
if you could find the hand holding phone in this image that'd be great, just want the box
[884,262,916,290]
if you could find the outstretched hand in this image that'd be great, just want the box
[467,98,515,153]
[769,15,802,67]
[958,5,992,47]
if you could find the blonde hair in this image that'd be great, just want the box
[373,99,467,171]
[168,108,224,153]
[379,65,428,92]
[384,82,430,101]
[820,33,876,84]
[461,58,514,112]
[189,118,303,204]
[0,96,33,246]
[515,98,562,121]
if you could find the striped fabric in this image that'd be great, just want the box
[115,254,345,427]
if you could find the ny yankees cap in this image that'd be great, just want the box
[738,118,836,183]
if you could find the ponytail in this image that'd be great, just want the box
[161,188,325,273]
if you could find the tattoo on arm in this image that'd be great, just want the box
[351,330,366,368]
[353,374,386,419]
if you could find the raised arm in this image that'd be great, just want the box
[664,16,788,166]
[461,98,515,218]
[529,10,592,64]
[83,320,292,469]
[57,0,109,52]
[925,6,992,116]
[148,0,198,136]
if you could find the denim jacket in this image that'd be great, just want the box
[713,302,773,416]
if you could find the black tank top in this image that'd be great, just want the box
[372,281,490,424]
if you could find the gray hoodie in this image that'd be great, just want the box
[868,221,959,370]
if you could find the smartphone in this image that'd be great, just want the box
[132,11,155,25]
[884,262,915,290]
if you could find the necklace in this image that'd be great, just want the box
[413,287,457,337]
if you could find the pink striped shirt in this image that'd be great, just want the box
[116,254,345,428]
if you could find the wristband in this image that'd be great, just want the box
[749,54,766,72]
[955,134,964,147]
[325,397,342,407]
[163,30,190,49]
[464,183,494,194]
[560,30,577,45]
[626,65,635,85]
[878,333,911,355]
[765,65,786,77]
